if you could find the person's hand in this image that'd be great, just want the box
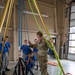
[28,41,31,44]
[65,73,72,75]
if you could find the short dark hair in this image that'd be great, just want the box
[5,36,8,38]
[24,40,27,41]
[37,31,43,37]
[34,39,37,40]
[1,37,4,41]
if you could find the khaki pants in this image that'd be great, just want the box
[38,53,49,75]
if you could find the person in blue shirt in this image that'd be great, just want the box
[4,36,11,71]
[0,36,11,71]
[20,40,30,59]
[25,49,36,75]
[0,37,9,75]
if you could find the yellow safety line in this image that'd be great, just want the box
[0,0,14,64]
[0,0,11,33]
[32,0,50,36]
[28,0,52,49]
[32,0,65,75]
[4,0,14,38]
[28,0,42,31]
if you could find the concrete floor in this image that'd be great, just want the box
[6,56,75,75]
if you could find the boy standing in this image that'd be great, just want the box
[20,40,30,59]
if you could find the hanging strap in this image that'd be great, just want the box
[28,0,41,31]
[0,0,14,64]
[18,0,23,48]
[23,0,30,41]
[32,0,65,75]
[0,0,10,32]
[28,0,65,75]
[28,1,59,75]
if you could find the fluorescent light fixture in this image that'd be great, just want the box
[0,5,4,9]
[23,10,49,18]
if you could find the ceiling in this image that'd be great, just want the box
[0,0,72,5]
[0,0,72,6]
[37,0,54,5]
[0,0,54,5]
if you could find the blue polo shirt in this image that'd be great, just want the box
[5,42,11,52]
[33,48,38,53]
[20,45,30,55]
[25,55,36,70]
[0,42,8,53]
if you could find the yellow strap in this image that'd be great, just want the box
[0,0,15,64]
[32,0,50,36]
[0,0,11,33]
[32,0,65,75]
[4,0,14,38]
[28,1,65,74]
[28,0,42,31]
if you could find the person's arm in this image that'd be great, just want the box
[29,41,37,48]
[18,45,23,57]
[8,43,12,51]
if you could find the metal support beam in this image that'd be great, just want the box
[58,0,70,5]
[17,29,57,35]
[54,0,58,33]
[15,0,55,8]
[36,1,55,8]
[13,5,17,61]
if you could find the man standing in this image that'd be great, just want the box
[29,31,49,75]
[5,36,11,71]
[0,37,7,75]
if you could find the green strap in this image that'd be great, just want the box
[28,0,42,31]
[28,0,64,75]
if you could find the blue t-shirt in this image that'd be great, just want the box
[5,42,11,52]
[0,42,8,53]
[48,48,54,55]
[25,56,36,70]
[20,45,30,54]
[33,48,38,53]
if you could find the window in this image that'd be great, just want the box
[69,41,75,46]
[69,47,75,53]
[71,6,75,13]
[68,4,75,54]
[71,13,75,19]
[70,27,75,33]
[70,21,75,26]
[69,34,75,40]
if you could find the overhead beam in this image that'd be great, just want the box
[54,0,58,33]
[57,0,70,5]
[36,1,55,8]
[15,0,55,8]
[17,29,57,35]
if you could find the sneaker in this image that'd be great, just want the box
[6,67,10,71]
[2,71,7,75]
